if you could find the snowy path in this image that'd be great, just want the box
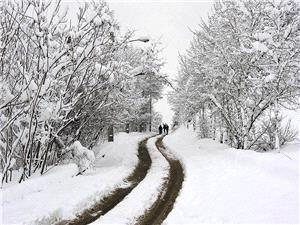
[136,136,185,225]
[57,135,155,225]
[93,136,170,224]
[94,135,185,225]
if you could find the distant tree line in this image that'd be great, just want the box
[170,0,300,151]
[0,0,167,184]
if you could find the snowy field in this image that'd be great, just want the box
[2,132,148,225]
[164,126,300,224]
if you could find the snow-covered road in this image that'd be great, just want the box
[2,128,299,224]
[93,136,169,224]
[163,126,299,224]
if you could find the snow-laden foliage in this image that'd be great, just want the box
[0,0,167,184]
[65,141,95,174]
[169,0,300,151]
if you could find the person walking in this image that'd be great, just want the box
[159,124,162,134]
[163,124,166,134]
[166,124,169,135]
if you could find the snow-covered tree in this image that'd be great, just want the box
[0,0,167,184]
[169,0,300,151]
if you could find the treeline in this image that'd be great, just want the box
[170,0,300,151]
[0,0,167,184]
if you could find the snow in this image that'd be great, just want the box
[29,80,38,92]
[163,126,299,224]
[94,62,102,72]
[2,132,148,224]
[93,135,169,224]
[8,158,16,170]
[39,101,56,121]
[93,16,102,26]
[0,82,13,105]
[282,108,300,140]
[40,78,51,96]
[75,46,84,56]
[67,141,95,172]
[129,65,144,76]
[2,126,299,224]
[264,73,276,82]
[254,32,272,42]
[252,41,269,52]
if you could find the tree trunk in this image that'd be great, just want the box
[241,107,248,149]
[41,140,54,174]
[274,99,280,152]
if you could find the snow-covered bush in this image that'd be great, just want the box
[66,141,95,174]
[253,118,297,151]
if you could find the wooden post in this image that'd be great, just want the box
[108,125,114,142]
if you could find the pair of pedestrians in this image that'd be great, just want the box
[158,123,169,135]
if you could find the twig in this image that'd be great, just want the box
[280,152,293,160]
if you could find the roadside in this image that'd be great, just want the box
[163,126,300,224]
[2,132,149,225]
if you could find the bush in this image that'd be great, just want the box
[253,118,297,151]
[66,141,95,174]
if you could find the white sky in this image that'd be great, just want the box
[61,0,214,124]
[108,0,214,124]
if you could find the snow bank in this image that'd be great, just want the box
[2,132,148,225]
[94,136,169,224]
[163,126,299,224]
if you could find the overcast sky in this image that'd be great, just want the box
[107,0,214,124]
[61,0,214,124]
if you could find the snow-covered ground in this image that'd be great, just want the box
[2,132,148,225]
[93,136,169,224]
[164,126,299,224]
[2,127,299,224]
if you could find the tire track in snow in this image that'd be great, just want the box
[93,135,169,224]
[56,135,155,225]
[136,135,185,225]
